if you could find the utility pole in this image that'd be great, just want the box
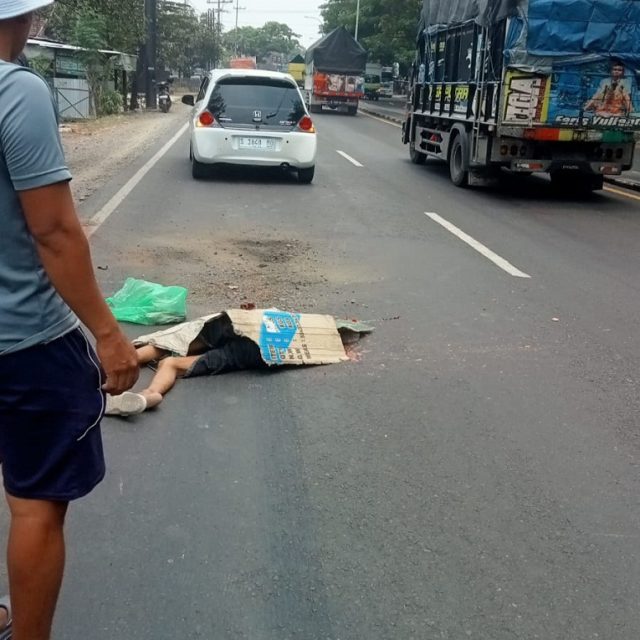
[208,0,233,67]
[206,7,215,70]
[234,0,246,55]
[144,0,157,108]
[355,0,361,41]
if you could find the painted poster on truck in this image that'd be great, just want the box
[313,73,364,97]
[502,60,640,130]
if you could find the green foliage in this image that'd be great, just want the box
[41,2,300,80]
[72,10,111,116]
[320,0,421,72]
[99,90,123,115]
[157,2,201,76]
[44,0,144,54]
[28,55,53,78]
[223,22,302,63]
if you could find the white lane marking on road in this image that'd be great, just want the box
[86,122,189,237]
[336,150,364,167]
[361,111,402,128]
[425,212,531,279]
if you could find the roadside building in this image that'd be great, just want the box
[24,38,137,119]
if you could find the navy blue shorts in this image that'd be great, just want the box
[0,328,106,501]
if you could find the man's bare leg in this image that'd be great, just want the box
[140,356,200,407]
[106,356,200,416]
[6,494,68,640]
[135,344,167,365]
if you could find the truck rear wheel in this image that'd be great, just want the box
[347,106,358,116]
[410,141,426,165]
[449,136,469,187]
[309,104,321,114]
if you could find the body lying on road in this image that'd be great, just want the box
[106,309,372,417]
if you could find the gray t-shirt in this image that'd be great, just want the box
[0,61,78,355]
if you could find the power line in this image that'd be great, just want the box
[207,0,232,67]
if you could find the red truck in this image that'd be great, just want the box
[304,27,367,116]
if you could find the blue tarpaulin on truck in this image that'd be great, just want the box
[526,0,640,64]
[421,0,640,66]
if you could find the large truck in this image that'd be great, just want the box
[380,66,395,98]
[229,57,257,70]
[288,54,306,88]
[365,62,383,100]
[305,26,367,115]
[403,0,640,191]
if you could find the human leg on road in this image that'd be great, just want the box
[106,336,266,417]
[105,355,199,416]
[6,496,67,640]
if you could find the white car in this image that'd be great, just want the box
[183,69,318,183]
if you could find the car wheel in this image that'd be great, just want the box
[449,135,469,187]
[192,157,209,180]
[298,166,315,184]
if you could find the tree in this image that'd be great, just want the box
[320,0,421,72]
[157,1,201,77]
[223,22,301,63]
[71,10,119,115]
[44,0,144,54]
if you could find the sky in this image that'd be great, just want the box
[189,0,325,47]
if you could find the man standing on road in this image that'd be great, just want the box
[0,3,139,639]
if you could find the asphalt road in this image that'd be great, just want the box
[29,109,640,638]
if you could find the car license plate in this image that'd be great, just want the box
[238,137,276,151]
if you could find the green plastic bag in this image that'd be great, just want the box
[106,278,188,325]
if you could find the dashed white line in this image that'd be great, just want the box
[86,122,189,237]
[425,212,531,279]
[336,150,364,167]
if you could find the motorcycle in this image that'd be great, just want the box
[157,80,172,113]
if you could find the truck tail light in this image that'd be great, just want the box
[515,162,544,171]
[298,115,316,133]
[197,111,218,127]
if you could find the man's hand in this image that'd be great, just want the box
[96,331,140,395]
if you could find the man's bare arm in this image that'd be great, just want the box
[18,181,138,395]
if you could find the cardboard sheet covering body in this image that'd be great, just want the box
[133,309,356,367]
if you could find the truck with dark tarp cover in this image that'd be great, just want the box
[403,0,640,190]
[305,26,367,115]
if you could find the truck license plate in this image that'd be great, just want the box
[238,137,276,151]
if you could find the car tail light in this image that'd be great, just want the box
[197,111,217,127]
[298,115,315,133]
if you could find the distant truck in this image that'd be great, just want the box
[365,62,382,100]
[229,57,257,70]
[380,66,394,98]
[288,54,306,88]
[305,26,367,115]
[403,0,640,191]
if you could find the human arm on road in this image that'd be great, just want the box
[18,182,139,395]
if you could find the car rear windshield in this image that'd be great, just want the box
[208,77,305,130]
